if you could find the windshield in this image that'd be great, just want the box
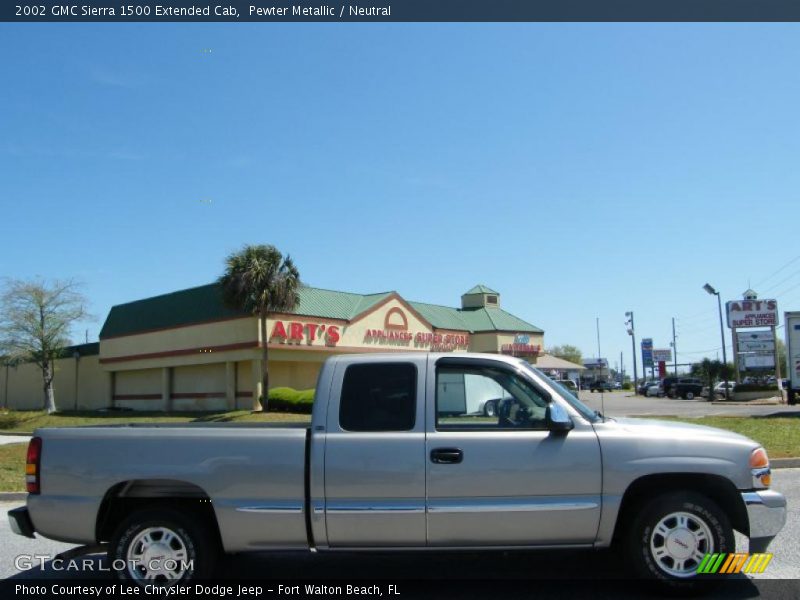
[519,362,599,422]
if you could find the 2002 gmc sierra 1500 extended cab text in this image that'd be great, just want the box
[9,353,787,589]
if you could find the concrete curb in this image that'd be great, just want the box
[0,492,27,501]
[709,401,783,406]
[771,458,800,469]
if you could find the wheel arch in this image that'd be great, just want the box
[96,479,222,548]
[612,472,749,544]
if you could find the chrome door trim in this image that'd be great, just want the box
[326,501,425,515]
[235,504,304,514]
[427,498,599,514]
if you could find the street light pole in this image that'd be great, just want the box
[625,311,638,394]
[704,283,730,400]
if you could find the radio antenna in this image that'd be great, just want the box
[596,317,605,419]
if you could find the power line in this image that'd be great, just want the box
[680,346,725,355]
[676,322,720,336]
[753,253,800,289]
[762,267,800,294]
[675,309,715,322]
[774,278,800,298]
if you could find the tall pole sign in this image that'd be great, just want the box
[641,338,654,378]
[727,294,779,385]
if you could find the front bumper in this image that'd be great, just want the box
[742,490,786,552]
[8,506,36,538]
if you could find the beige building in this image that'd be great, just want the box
[2,284,546,412]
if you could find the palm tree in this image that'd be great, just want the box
[218,244,300,411]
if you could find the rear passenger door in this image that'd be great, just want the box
[323,358,427,547]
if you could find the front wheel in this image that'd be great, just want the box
[626,492,732,589]
[685,392,695,400]
[110,507,218,586]
[483,400,497,417]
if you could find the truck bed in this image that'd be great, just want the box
[28,424,310,551]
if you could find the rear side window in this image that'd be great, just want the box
[339,363,417,432]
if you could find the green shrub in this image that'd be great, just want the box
[622,382,633,390]
[733,384,779,393]
[262,387,315,413]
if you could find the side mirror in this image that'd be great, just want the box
[546,402,574,433]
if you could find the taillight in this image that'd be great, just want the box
[26,437,42,494]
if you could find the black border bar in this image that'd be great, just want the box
[4,1,800,23]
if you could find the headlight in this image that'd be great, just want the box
[750,447,771,488]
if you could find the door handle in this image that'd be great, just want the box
[430,448,463,464]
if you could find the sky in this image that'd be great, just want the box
[2,23,800,377]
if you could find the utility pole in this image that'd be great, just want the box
[672,317,678,375]
[596,318,602,367]
[620,350,624,384]
[704,284,731,399]
[625,312,638,393]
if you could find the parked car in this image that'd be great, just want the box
[702,382,736,400]
[714,381,737,399]
[645,383,664,397]
[613,381,622,390]
[637,380,659,395]
[9,352,786,590]
[663,377,704,399]
[589,380,614,392]
[559,379,579,397]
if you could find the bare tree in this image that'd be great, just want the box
[0,278,89,413]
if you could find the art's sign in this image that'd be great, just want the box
[362,307,469,352]
[726,299,778,329]
[270,320,341,346]
[364,329,470,352]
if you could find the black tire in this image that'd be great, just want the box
[685,392,695,400]
[110,507,219,586]
[626,492,732,591]
[483,400,497,417]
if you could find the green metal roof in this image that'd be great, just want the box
[100,283,542,338]
[61,342,100,358]
[464,284,499,295]
[292,288,392,321]
[100,284,246,338]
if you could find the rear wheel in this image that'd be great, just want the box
[110,507,218,586]
[685,392,695,400]
[626,492,732,590]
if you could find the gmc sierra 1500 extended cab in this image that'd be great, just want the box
[9,353,786,589]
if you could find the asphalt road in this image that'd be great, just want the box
[578,391,796,418]
[2,469,798,597]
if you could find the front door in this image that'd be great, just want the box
[425,357,602,546]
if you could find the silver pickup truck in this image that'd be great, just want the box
[9,353,786,588]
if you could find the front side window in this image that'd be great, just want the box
[339,363,416,431]
[436,365,549,430]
